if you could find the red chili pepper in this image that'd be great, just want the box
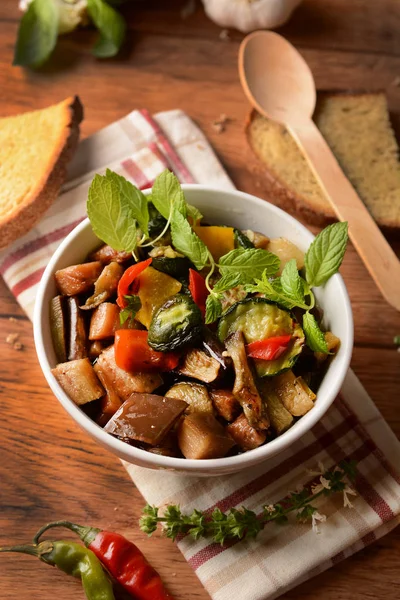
[33,521,174,600]
[117,258,152,309]
[246,335,292,361]
[188,268,208,317]
[115,330,180,372]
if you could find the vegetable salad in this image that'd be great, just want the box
[50,170,348,460]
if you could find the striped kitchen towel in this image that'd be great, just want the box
[1,108,399,600]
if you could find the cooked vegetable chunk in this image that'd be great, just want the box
[50,295,67,363]
[89,303,120,340]
[226,413,267,451]
[193,226,235,261]
[148,294,202,352]
[315,331,340,362]
[81,262,123,310]
[178,348,221,383]
[270,370,315,416]
[166,382,214,414]
[88,340,106,361]
[267,238,305,274]
[242,229,270,249]
[225,331,269,430]
[259,383,294,434]
[148,432,181,458]
[96,346,163,401]
[94,363,122,425]
[234,229,255,249]
[104,394,187,445]
[150,255,192,278]
[52,358,104,406]
[89,244,132,264]
[55,262,103,296]
[67,297,87,361]
[178,413,235,459]
[115,330,180,373]
[209,389,241,422]
[135,266,182,328]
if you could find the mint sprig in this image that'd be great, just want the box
[302,312,329,353]
[14,0,58,68]
[305,222,348,287]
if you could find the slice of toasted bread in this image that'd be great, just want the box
[246,92,400,229]
[0,96,83,249]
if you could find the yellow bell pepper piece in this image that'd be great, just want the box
[135,266,182,328]
[193,226,235,262]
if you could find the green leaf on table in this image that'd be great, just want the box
[87,0,126,58]
[87,171,144,252]
[14,0,58,68]
[281,259,305,304]
[218,248,280,284]
[303,312,329,353]
[305,222,349,288]
[205,294,223,325]
[170,207,209,270]
[151,170,186,220]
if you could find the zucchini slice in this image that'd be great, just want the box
[218,298,305,377]
[151,256,192,278]
[148,294,203,352]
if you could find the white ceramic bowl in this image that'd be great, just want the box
[34,185,353,475]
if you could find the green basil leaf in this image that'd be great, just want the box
[170,208,209,270]
[87,172,138,252]
[186,204,203,225]
[305,222,349,288]
[14,0,58,68]
[105,169,149,236]
[218,248,280,284]
[151,170,186,220]
[205,294,223,325]
[87,0,126,58]
[303,312,329,353]
[213,273,241,293]
[281,259,305,304]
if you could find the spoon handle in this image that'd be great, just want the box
[290,119,400,312]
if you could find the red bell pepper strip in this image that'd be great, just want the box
[33,521,174,600]
[117,258,152,309]
[188,268,208,317]
[246,335,292,361]
[115,329,180,372]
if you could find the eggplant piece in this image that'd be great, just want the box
[148,294,202,352]
[226,413,267,451]
[202,329,232,371]
[270,370,315,416]
[50,296,67,362]
[177,413,235,459]
[267,238,305,275]
[81,262,123,310]
[314,331,341,362]
[209,389,241,422]
[225,331,269,430]
[166,382,214,415]
[178,348,220,383]
[89,340,107,361]
[89,303,120,340]
[55,262,103,296]
[89,244,132,265]
[104,393,187,445]
[96,345,163,401]
[258,382,294,435]
[94,363,122,425]
[148,432,181,458]
[52,358,104,406]
[68,296,87,360]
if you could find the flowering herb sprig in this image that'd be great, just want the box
[139,460,357,545]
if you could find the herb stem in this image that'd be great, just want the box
[140,211,172,248]
[205,254,216,294]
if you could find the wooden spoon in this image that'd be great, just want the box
[239,30,400,312]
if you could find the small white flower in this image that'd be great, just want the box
[343,485,357,509]
[311,475,331,495]
[265,504,275,514]
[311,511,327,534]
[306,460,326,477]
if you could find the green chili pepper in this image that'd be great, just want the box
[0,540,115,600]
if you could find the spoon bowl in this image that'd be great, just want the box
[239,31,316,125]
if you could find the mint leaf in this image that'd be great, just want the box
[186,204,203,225]
[205,294,223,325]
[105,169,149,236]
[14,0,58,67]
[120,295,141,325]
[305,222,348,288]
[303,312,329,353]
[213,273,241,293]
[218,249,280,284]
[87,0,126,58]
[170,208,209,270]
[151,170,186,220]
[87,173,138,252]
[281,259,305,304]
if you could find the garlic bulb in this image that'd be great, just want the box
[19,0,88,35]
[202,0,303,33]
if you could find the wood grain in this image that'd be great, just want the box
[0,2,399,600]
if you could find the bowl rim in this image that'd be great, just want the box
[34,184,353,472]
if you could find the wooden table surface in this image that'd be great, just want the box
[1,1,400,599]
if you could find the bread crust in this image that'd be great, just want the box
[0,96,83,250]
